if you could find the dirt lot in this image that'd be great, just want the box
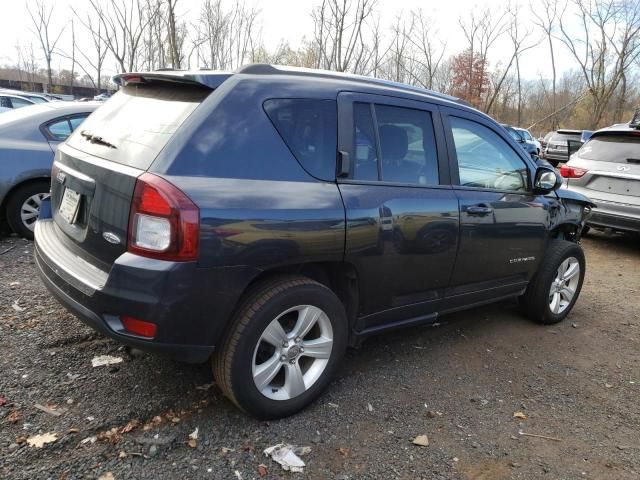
[1,232,639,480]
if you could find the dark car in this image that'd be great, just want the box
[0,101,100,238]
[34,65,593,418]
[541,129,587,165]
[562,115,640,234]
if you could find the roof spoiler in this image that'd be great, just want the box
[112,71,232,89]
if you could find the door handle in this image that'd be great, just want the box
[466,205,493,215]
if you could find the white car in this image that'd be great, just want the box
[514,127,541,154]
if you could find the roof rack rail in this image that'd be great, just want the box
[630,107,640,129]
[237,63,465,105]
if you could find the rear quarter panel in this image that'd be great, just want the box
[0,140,53,205]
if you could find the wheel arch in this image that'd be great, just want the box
[236,261,360,343]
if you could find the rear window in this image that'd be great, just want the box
[551,132,581,142]
[576,134,640,163]
[67,84,210,169]
[263,99,337,181]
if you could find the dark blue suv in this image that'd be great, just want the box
[34,65,593,418]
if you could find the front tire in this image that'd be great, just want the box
[5,180,50,240]
[212,276,348,419]
[520,240,585,324]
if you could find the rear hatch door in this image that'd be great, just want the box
[50,79,214,270]
[567,132,640,206]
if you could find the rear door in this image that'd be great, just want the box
[441,107,548,308]
[49,82,212,270]
[337,92,459,332]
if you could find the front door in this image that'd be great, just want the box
[337,93,459,332]
[441,108,549,308]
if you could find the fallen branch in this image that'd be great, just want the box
[519,431,562,442]
[0,245,16,255]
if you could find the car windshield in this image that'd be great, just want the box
[517,129,532,140]
[576,134,640,163]
[505,128,522,142]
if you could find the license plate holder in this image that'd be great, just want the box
[59,187,81,224]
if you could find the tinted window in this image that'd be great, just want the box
[353,103,378,181]
[376,105,438,185]
[69,115,88,131]
[576,135,640,163]
[264,99,337,181]
[10,97,33,108]
[46,119,72,141]
[450,116,528,191]
[550,132,581,143]
[67,84,210,169]
[0,97,9,108]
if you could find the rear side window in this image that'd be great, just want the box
[264,99,337,181]
[67,84,211,169]
[576,135,640,163]
[45,119,72,141]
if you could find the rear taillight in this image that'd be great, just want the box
[127,173,199,261]
[560,165,588,178]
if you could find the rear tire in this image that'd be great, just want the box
[5,180,50,240]
[212,275,348,419]
[520,240,585,324]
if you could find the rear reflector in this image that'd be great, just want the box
[121,316,157,338]
[560,165,588,178]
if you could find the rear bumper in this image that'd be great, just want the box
[541,151,567,163]
[587,209,640,233]
[34,219,249,363]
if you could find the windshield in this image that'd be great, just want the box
[517,129,532,140]
[66,83,211,169]
[576,134,640,163]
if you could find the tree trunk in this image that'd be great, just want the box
[614,73,627,124]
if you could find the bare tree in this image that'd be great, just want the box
[404,9,447,90]
[70,6,109,94]
[531,0,560,128]
[485,5,538,116]
[558,0,640,128]
[27,0,65,92]
[88,0,156,73]
[311,0,377,72]
[459,6,509,109]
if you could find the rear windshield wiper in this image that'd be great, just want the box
[80,130,117,149]
[626,158,640,164]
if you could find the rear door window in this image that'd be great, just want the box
[66,84,211,169]
[263,99,337,181]
[576,135,640,163]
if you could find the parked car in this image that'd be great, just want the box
[502,124,539,159]
[34,65,593,419]
[513,127,541,153]
[0,101,100,238]
[540,130,554,151]
[0,94,35,112]
[561,117,640,234]
[0,88,51,104]
[541,129,586,165]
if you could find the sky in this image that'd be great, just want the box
[0,0,580,82]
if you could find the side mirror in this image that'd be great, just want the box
[533,166,562,194]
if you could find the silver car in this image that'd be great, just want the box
[561,121,640,234]
[0,101,100,238]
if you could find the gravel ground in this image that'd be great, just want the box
[1,232,639,480]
